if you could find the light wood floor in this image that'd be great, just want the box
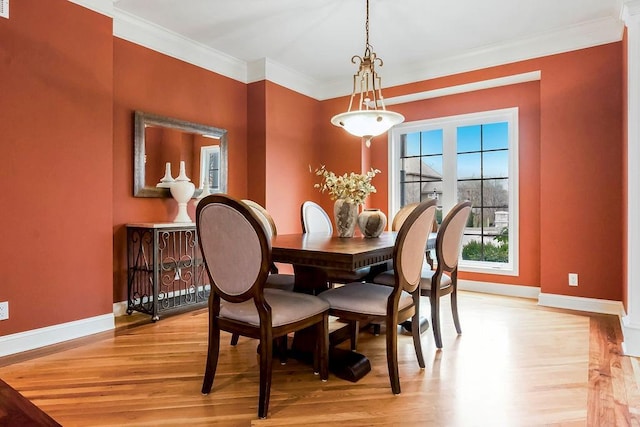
[1,292,639,426]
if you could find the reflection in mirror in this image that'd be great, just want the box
[134,111,228,197]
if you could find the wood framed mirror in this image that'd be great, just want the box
[133,111,228,198]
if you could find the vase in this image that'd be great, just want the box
[358,208,387,238]
[333,199,358,238]
[170,163,195,222]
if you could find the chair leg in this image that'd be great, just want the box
[257,335,274,419]
[316,314,329,381]
[201,324,221,394]
[386,315,401,394]
[277,336,288,365]
[451,288,461,334]
[430,295,443,349]
[230,333,240,346]
[411,296,425,368]
[425,250,434,270]
[350,320,360,351]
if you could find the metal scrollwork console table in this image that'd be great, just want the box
[126,223,210,321]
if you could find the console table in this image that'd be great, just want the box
[126,223,210,321]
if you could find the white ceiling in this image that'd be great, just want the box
[106,0,625,99]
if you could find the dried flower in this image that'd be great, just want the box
[312,165,380,206]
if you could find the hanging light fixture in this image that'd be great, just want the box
[331,0,404,147]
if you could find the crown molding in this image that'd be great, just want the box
[320,16,623,100]
[112,8,247,84]
[247,58,320,99]
[75,2,624,101]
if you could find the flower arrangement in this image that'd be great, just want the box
[312,165,380,205]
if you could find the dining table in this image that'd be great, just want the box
[270,231,398,381]
[271,231,397,294]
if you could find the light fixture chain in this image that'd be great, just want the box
[365,0,370,49]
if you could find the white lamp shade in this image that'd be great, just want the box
[331,110,405,138]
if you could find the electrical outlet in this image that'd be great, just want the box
[0,301,8,320]
[568,273,579,287]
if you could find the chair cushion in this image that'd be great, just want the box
[318,282,413,316]
[219,288,328,327]
[265,273,295,291]
[418,267,452,291]
[373,267,452,292]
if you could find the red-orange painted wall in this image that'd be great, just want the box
[0,0,114,335]
[315,43,623,301]
[112,38,248,303]
[0,0,625,341]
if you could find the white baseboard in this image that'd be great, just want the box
[0,313,114,357]
[538,292,625,316]
[458,279,541,299]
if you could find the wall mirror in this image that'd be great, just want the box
[134,111,228,198]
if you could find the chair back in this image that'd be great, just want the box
[436,201,472,272]
[242,199,277,239]
[393,199,438,293]
[391,203,419,231]
[197,195,270,301]
[301,201,333,235]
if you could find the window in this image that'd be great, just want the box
[389,108,518,275]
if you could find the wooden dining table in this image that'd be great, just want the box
[271,231,397,294]
[270,231,398,381]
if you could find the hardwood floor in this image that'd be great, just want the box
[1,292,639,426]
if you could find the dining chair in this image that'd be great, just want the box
[242,199,295,292]
[374,200,472,348]
[318,198,437,394]
[196,194,330,419]
[392,202,437,269]
[301,200,333,235]
[227,200,297,347]
[300,201,371,284]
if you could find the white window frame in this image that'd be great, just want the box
[388,107,519,276]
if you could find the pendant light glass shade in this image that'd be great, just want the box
[331,0,404,144]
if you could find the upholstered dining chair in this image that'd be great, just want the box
[300,201,371,284]
[318,198,437,394]
[374,200,472,349]
[392,202,437,269]
[242,199,295,292]
[227,200,297,347]
[196,194,329,419]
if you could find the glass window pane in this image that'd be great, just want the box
[421,129,443,155]
[457,180,481,206]
[400,182,422,205]
[457,125,481,153]
[421,180,442,202]
[482,178,509,208]
[403,133,420,157]
[457,152,481,179]
[422,155,443,177]
[483,150,508,178]
[482,122,509,150]
[400,157,423,182]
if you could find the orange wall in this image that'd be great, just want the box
[112,39,248,303]
[538,45,623,300]
[0,0,625,340]
[0,0,114,335]
[314,43,622,301]
[264,82,321,234]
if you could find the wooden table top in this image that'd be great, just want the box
[271,232,397,271]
